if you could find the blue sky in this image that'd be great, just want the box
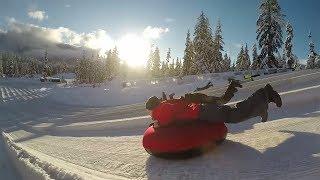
[0,0,319,64]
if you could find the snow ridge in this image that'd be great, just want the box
[2,132,82,180]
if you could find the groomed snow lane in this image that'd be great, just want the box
[2,69,320,180]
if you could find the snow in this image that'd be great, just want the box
[1,69,319,180]
[0,135,19,180]
[4,116,320,180]
[50,72,235,107]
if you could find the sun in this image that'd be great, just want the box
[117,34,151,67]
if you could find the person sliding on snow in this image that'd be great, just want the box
[145,81,282,127]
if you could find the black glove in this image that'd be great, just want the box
[169,93,175,99]
[161,92,167,101]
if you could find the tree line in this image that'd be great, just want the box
[0,51,71,78]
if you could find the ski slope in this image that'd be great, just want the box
[1,69,320,180]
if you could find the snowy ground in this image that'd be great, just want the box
[1,69,320,180]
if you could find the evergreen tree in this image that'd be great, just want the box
[175,57,182,76]
[285,23,295,69]
[146,48,153,76]
[165,48,171,76]
[251,44,260,69]
[161,61,166,76]
[182,30,194,76]
[43,48,50,77]
[193,11,215,73]
[231,62,236,71]
[169,59,175,77]
[278,51,287,68]
[105,50,113,79]
[316,56,320,68]
[306,32,318,69]
[236,46,244,71]
[257,0,285,68]
[213,19,224,72]
[111,47,120,77]
[242,44,251,70]
[0,54,3,76]
[222,53,231,72]
[152,47,161,77]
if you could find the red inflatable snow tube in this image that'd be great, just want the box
[143,121,227,159]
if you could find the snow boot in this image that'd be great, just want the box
[218,79,243,104]
[234,84,282,123]
[185,79,243,104]
[264,84,282,107]
[228,78,243,89]
[194,82,213,92]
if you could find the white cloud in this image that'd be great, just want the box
[0,29,4,33]
[0,19,169,59]
[7,19,114,50]
[28,10,48,21]
[0,19,115,57]
[65,4,71,8]
[142,26,169,39]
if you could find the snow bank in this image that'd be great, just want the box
[50,71,238,107]
[2,132,82,180]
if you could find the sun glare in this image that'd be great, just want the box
[117,34,150,67]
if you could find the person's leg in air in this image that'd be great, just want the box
[185,79,242,105]
[199,84,282,123]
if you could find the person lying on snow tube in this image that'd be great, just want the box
[144,82,282,158]
[147,82,282,126]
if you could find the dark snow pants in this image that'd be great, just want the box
[199,88,268,124]
[199,104,249,124]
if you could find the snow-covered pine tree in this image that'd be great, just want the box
[242,44,251,70]
[285,23,296,69]
[152,47,161,78]
[165,48,171,76]
[8,53,16,76]
[182,30,194,76]
[257,0,285,68]
[193,11,215,74]
[13,56,20,77]
[213,19,224,72]
[111,47,120,77]
[236,46,245,71]
[175,57,182,76]
[278,50,287,68]
[160,61,166,76]
[146,48,153,77]
[306,45,317,69]
[306,32,318,69]
[42,48,50,77]
[231,62,236,71]
[316,56,320,68]
[0,54,3,76]
[307,53,317,69]
[169,59,175,77]
[222,53,231,72]
[105,50,113,79]
[251,44,260,69]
